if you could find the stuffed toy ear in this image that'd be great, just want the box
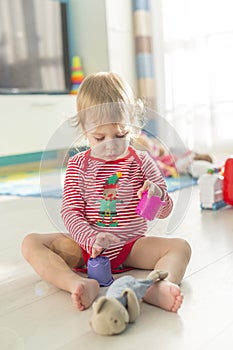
[92,296,108,314]
[121,288,140,323]
[147,269,168,282]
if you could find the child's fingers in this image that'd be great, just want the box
[106,233,120,244]
[91,233,120,258]
[148,183,162,198]
[94,232,120,249]
[137,180,162,199]
[137,180,150,198]
[147,184,156,198]
[91,247,103,258]
[137,188,143,199]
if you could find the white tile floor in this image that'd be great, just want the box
[1,186,233,350]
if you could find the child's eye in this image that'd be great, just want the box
[116,131,129,139]
[94,137,105,142]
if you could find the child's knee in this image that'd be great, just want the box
[176,238,192,261]
[50,236,83,268]
[21,233,37,260]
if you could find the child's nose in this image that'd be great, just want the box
[105,138,117,148]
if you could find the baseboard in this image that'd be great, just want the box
[0,146,88,175]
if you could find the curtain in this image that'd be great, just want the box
[151,0,233,154]
[132,0,159,134]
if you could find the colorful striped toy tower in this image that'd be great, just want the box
[70,56,84,95]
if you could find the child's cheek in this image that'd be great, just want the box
[92,143,104,154]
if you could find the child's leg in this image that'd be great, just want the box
[21,233,99,310]
[123,236,191,312]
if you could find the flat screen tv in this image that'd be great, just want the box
[0,0,71,94]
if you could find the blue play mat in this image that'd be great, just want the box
[0,170,197,198]
[165,175,197,192]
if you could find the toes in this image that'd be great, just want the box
[170,285,181,297]
[72,296,86,311]
[167,286,184,312]
[170,293,184,312]
[71,286,87,311]
[143,280,184,313]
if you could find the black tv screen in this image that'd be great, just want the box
[0,0,71,94]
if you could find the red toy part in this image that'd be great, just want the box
[223,156,233,205]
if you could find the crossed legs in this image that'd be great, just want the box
[21,233,191,312]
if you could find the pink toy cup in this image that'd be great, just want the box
[136,190,166,221]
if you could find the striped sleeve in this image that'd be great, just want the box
[60,155,98,254]
[140,151,173,218]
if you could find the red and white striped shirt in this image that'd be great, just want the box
[61,146,173,260]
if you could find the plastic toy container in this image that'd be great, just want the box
[87,256,114,287]
[136,190,166,221]
[223,156,233,205]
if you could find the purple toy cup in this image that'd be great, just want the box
[136,190,166,221]
[87,256,114,287]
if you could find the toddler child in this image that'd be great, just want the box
[22,72,191,312]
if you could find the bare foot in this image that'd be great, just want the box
[71,278,99,311]
[143,280,183,312]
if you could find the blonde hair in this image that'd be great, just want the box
[73,72,145,135]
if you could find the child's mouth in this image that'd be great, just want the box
[105,155,117,160]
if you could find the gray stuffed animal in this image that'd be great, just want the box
[90,269,168,335]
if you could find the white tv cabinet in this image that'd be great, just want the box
[0,94,77,157]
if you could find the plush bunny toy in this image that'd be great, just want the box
[90,269,168,336]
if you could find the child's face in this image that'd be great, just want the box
[85,124,131,161]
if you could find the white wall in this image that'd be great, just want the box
[70,0,137,92]
[105,0,137,93]
[70,0,109,74]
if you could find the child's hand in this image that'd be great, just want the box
[137,179,162,199]
[91,232,120,258]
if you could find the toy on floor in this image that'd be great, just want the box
[198,170,225,210]
[187,160,214,179]
[198,165,226,210]
[136,190,166,220]
[198,156,233,210]
[88,256,114,287]
[90,269,168,336]
[133,132,213,178]
[223,156,233,205]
